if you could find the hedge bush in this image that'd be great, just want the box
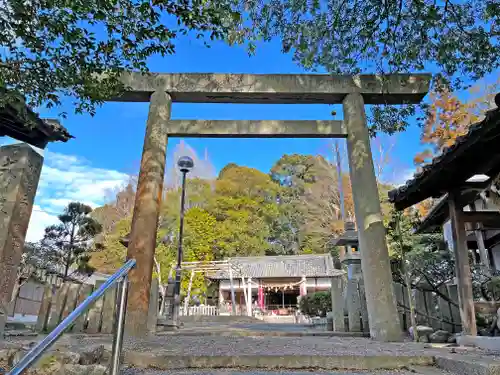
[299,291,331,317]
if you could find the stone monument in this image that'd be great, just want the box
[0,144,43,336]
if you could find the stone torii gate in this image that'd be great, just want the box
[110,72,431,341]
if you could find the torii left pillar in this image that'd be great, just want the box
[125,91,171,337]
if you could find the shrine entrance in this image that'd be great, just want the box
[109,72,431,341]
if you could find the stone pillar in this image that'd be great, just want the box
[164,277,175,318]
[0,144,43,337]
[358,279,370,333]
[147,278,159,332]
[343,93,401,341]
[330,276,345,332]
[126,91,171,337]
[448,193,477,335]
[345,266,362,332]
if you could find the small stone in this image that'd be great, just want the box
[0,349,12,362]
[80,345,105,365]
[416,325,434,335]
[8,349,27,367]
[479,328,491,336]
[52,350,81,365]
[418,335,429,343]
[58,364,108,375]
[429,330,452,343]
[34,353,64,373]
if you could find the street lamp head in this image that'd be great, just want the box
[177,156,194,173]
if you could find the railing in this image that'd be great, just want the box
[181,305,218,316]
[7,259,136,375]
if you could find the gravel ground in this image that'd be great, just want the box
[120,369,432,375]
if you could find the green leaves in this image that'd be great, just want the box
[1,0,241,115]
[227,0,499,134]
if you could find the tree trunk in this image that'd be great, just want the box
[65,223,76,279]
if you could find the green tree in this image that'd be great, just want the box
[210,165,279,258]
[90,216,130,274]
[41,202,103,278]
[182,207,216,300]
[269,154,323,255]
[1,0,241,115]
[229,0,499,134]
[270,154,354,255]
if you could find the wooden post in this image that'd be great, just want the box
[228,266,237,316]
[392,283,406,331]
[471,202,491,274]
[448,193,477,335]
[247,277,252,316]
[241,276,248,316]
[184,270,195,315]
[126,91,171,337]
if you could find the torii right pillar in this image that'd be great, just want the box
[343,93,402,341]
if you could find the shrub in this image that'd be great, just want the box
[299,291,331,317]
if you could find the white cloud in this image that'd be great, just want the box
[390,168,416,187]
[7,143,131,242]
[26,205,60,243]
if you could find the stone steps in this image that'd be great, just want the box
[122,353,435,371]
[121,370,431,375]
[434,354,500,375]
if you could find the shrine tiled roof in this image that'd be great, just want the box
[210,253,343,279]
[388,93,500,210]
[0,93,73,148]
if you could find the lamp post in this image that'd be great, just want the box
[172,156,194,326]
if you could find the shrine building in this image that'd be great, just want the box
[209,253,343,315]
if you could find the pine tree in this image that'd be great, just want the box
[41,202,103,279]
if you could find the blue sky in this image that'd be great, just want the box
[2,36,498,242]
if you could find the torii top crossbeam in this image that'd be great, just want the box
[112,72,430,104]
[178,260,246,278]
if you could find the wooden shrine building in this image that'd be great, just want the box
[388,93,500,336]
[209,253,344,316]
